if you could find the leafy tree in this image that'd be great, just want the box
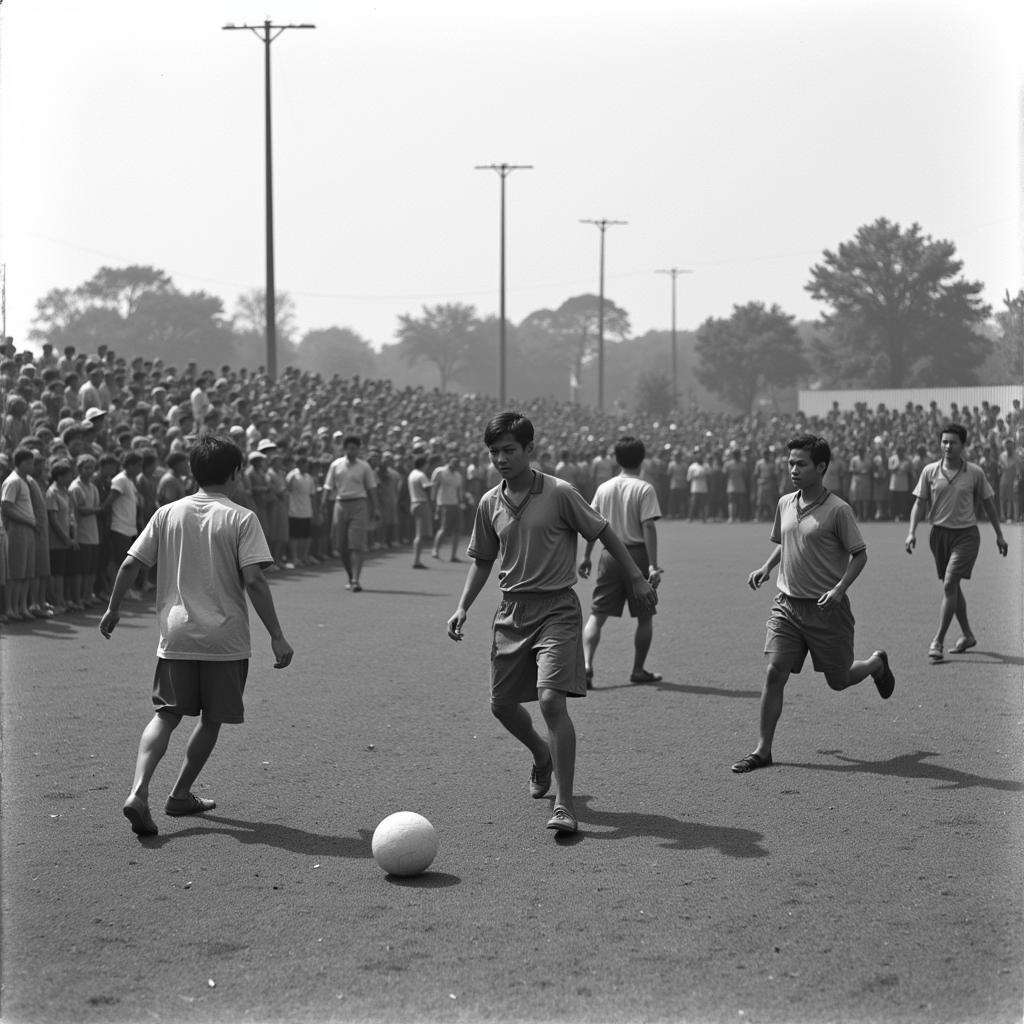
[232,289,298,347]
[518,294,630,405]
[806,218,991,387]
[80,265,173,318]
[634,369,675,418]
[394,303,480,391]
[989,289,1024,382]
[128,290,239,368]
[694,301,809,414]
[287,326,378,378]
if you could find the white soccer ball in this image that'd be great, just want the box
[371,811,438,876]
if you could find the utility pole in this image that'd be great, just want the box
[223,19,315,380]
[580,219,627,411]
[475,163,532,406]
[655,267,692,408]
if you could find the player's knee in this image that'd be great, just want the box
[824,671,850,691]
[765,662,789,688]
[537,688,567,720]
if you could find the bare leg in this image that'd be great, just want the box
[582,613,606,673]
[933,577,963,646]
[751,661,790,760]
[168,716,221,800]
[127,710,181,805]
[538,689,576,817]
[632,615,653,676]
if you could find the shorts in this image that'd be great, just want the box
[152,658,249,724]
[333,498,369,553]
[288,516,312,540]
[929,525,980,581]
[590,543,655,619]
[436,506,460,535]
[5,522,36,581]
[764,591,855,677]
[77,543,99,575]
[490,589,587,705]
[411,502,432,536]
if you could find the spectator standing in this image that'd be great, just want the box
[686,451,708,522]
[725,448,748,522]
[101,452,144,602]
[69,454,102,609]
[323,435,378,592]
[407,454,433,569]
[285,454,316,567]
[1,449,39,620]
[45,459,77,613]
[431,451,465,562]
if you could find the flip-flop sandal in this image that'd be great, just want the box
[950,636,977,653]
[731,752,772,774]
[629,670,662,684]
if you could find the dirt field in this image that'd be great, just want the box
[2,521,1022,1024]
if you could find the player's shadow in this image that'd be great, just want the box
[786,749,1024,791]
[939,650,1024,667]
[572,795,768,858]
[143,814,375,857]
[593,679,759,699]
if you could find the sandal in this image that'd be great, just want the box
[731,751,772,774]
[629,670,662,684]
[950,636,977,654]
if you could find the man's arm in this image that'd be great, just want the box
[1,499,36,528]
[748,544,782,589]
[447,558,495,640]
[242,563,294,668]
[818,549,867,608]
[642,518,661,587]
[99,554,144,637]
[905,496,927,552]
[981,497,1009,556]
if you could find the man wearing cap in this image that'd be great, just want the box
[323,435,378,592]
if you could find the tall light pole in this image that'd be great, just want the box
[655,267,692,408]
[580,218,627,411]
[223,19,315,380]
[475,163,532,406]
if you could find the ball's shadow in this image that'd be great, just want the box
[383,871,460,888]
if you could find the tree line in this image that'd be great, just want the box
[27,219,1022,414]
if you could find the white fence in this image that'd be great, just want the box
[798,386,1023,419]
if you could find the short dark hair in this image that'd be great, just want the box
[344,435,361,448]
[413,454,427,469]
[614,435,646,470]
[940,423,967,444]
[787,433,831,471]
[189,434,243,487]
[483,410,534,448]
[167,451,189,471]
[12,447,35,468]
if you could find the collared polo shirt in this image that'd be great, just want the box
[468,471,607,593]
[912,460,993,529]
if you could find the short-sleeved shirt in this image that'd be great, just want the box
[324,457,377,501]
[69,478,100,545]
[109,470,140,538]
[467,471,607,594]
[430,466,463,507]
[408,468,431,506]
[591,474,661,546]
[771,491,865,600]
[912,460,993,529]
[45,483,74,549]
[286,468,315,518]
[1,471,35,524]
[687,462,708,494]
[128,492,272,661]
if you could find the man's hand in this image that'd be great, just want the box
[997,536,1008,557]
[905,532,916,554]
[99,609,119,638]
[817,586,844,609]
[630,576,658,612]
[271,635,293,668]
[447,609,467,641]
[578,557,592,579]
[748,566,771,590]
[648,567,663,590]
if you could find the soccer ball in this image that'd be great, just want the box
[371,811,438,876]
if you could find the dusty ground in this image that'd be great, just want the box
[2,521,1022,1024]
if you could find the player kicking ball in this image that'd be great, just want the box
[731,434,895,775]
[447,411,657,834]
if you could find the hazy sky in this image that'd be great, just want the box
[1,0,1020,356]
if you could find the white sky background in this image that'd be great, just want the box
[1,0,1021,355]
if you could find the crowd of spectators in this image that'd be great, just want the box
[2,339,1022,624]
